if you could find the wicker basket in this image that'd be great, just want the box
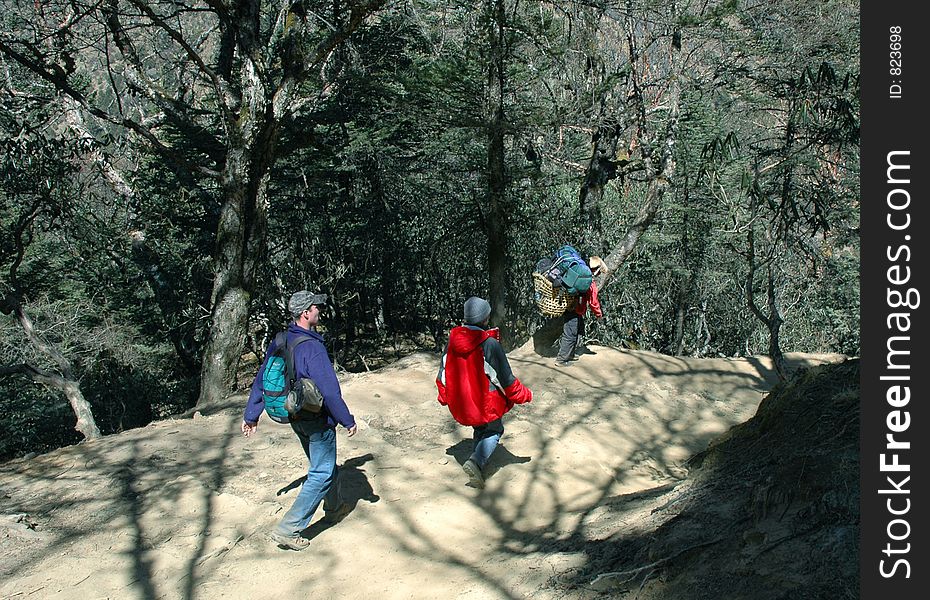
[533,271,576,317]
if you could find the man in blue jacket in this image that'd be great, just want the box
[241,290,357,550]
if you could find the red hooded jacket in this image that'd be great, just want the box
[436,326,532,426]
[575,280,603,318]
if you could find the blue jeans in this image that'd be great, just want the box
[275,418,341,535]
[471,418,504,468]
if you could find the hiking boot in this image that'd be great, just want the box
[462,459,485,488]
[554,360,572,367]
[269,530,311,551]
[323,503,352,524]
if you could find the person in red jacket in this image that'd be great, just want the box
[436,297,533,488]
[556,256,606,367]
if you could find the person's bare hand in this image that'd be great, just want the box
[241,420,258,437]
[345,424,358,437]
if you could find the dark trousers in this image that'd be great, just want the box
[557,311,584,362]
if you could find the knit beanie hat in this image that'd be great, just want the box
[463,296,492,325]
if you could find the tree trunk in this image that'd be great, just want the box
[745,226,788,383]
[603,173,671,281]
[485,0,509,345]
[0,365,102,441]
[764,266,788,380]
[63,381,102,440]
[671,295,687,355]
[598,16,682,287]
[198,286,251,408]
[487,106,508,340]
[196,134,273,408]
[0,297,101,440]
[671,208,696,355]
[580,124,625,253]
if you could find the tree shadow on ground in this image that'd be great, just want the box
[275,452,380,541]
[421,348,813,597]
[444,440,532,483]
[0,412,242,600]
[1,354,853,600]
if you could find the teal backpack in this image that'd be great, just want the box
[555,245,593,295]
[262,331,314,423]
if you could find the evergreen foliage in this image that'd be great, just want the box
[0,0,859,458]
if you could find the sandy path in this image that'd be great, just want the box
[0,346,842,600]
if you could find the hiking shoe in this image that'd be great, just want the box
[323,503,352,524]
[462,459,485,489]
[554,360,572,367]
[269,530,311,551]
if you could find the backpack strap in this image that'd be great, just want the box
[283,333,316,388]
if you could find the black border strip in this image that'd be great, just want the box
[861,1,927,596]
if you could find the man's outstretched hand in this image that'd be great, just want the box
[241,420,258,437]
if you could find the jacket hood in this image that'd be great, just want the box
[449,325,500,355]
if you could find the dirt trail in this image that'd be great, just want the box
[0,345,844,600]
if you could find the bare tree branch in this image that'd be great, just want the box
[124,0,234,121]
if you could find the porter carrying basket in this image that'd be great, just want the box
[533,271,577,317]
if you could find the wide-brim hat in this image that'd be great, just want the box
[589,256,607,275]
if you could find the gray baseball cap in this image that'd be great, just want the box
[288,290,328,317]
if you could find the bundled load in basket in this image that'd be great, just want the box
[533,271,576,317]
